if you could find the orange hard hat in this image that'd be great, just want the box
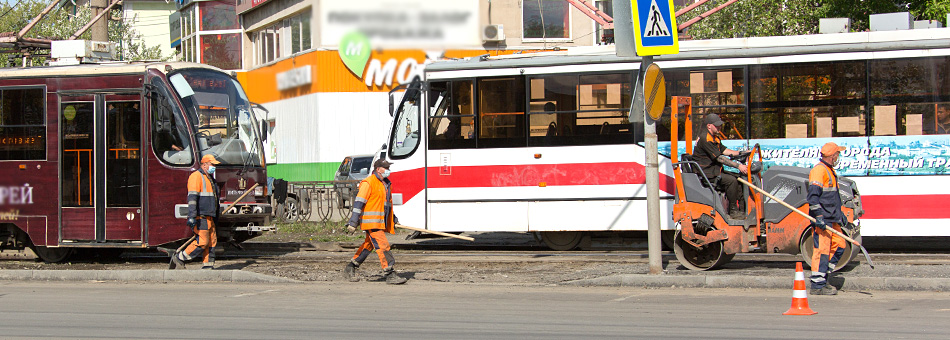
[820,142,846,157]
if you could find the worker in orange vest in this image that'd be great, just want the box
[808,142,848,295]
[343,159,407,284]
[171,154,220,269]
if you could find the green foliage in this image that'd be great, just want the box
[0,0,168,67]
[680,0,950,39]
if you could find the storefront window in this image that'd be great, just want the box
[200,0,239,31]
[201,33,242,70]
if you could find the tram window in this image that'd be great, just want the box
[429,80,476,150]
[107,101,141,207]
[61,101,95,207]
[923,103,950,134]
[662,68,745,142]
[869,57,950,135]
[478,77,526,148]
[527,73,632,147]
[390,83,422,158]
[0,88,45,160]
[149,85,193,166]
[750,106,865,139]
[749,61,866,139]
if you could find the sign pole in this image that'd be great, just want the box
[641,56,662,275]
[622,0,677,275]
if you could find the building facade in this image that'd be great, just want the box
[171,0,244,70]
[235,0,613,181]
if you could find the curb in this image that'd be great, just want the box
[564,274,950,291]
[0,269,298,283]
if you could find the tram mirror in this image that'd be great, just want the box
[260,121,268,140]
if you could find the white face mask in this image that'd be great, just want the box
[381,169,391,178]
[207,166,216,174]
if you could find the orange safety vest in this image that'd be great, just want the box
[807,161,844,223]
[353,174,394,233]
[187,170,219,218]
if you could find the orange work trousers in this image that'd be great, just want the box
[182,217,217,264]
[352,229,395,272]
[810,223,846,288]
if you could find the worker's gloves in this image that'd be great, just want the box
[345,224,357,235]
[187,217,197,228]
[814,217,827,230]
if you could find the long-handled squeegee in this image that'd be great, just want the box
[736,177,874,269]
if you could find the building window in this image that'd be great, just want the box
[523,0,570,40]
[288,13,311,54]
[255,25,280,65]
[201,33,242,70]
[177,1,242,69]
[253,10,312,66]
[200,0,239,31]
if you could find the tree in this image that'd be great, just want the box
[0,0,168,67]
[680,0,950,40]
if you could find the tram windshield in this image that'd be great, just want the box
[168,69,263,167]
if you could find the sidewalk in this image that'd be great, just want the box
[0,269,296,283]
[565,274,950,291]
[2,266,948,291]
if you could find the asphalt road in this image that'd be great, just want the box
[1,281,948,339]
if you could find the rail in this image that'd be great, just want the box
[277,180,360,223]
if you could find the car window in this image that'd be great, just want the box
[338,158,351,175]
[351,157,372,174]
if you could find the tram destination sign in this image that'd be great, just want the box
[631,0,679,56]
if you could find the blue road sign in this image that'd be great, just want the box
[631,0,679,56]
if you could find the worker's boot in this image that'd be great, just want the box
[810,285,837,295]
[201,260,214,270]
[728,209,745,220]
[343,261,360,282]
[385,270,408,285]
[170,252,185,270]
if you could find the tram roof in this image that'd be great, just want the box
[0,61,227,79]
[426,28,950,73]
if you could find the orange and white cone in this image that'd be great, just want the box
[783,262,817,315]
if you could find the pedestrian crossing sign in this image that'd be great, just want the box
[631,0,679,56]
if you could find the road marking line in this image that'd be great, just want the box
[612,294,641,302]
[232,289,279,298]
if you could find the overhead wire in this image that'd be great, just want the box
[0,0,24,22]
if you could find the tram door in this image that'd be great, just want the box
[60,93,144,243]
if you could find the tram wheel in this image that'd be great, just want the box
[799,226,860,272]
[540,231,584,251]
[31,246,73,263]
[672,230,734,271]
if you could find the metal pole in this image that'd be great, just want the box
[91,0,109,42]
[640,56,662,275]
[611,0,635,57]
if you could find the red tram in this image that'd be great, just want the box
[0,62,270,262]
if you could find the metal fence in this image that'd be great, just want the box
[276,180,360,223]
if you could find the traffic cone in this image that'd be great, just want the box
[783,262,817,315]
